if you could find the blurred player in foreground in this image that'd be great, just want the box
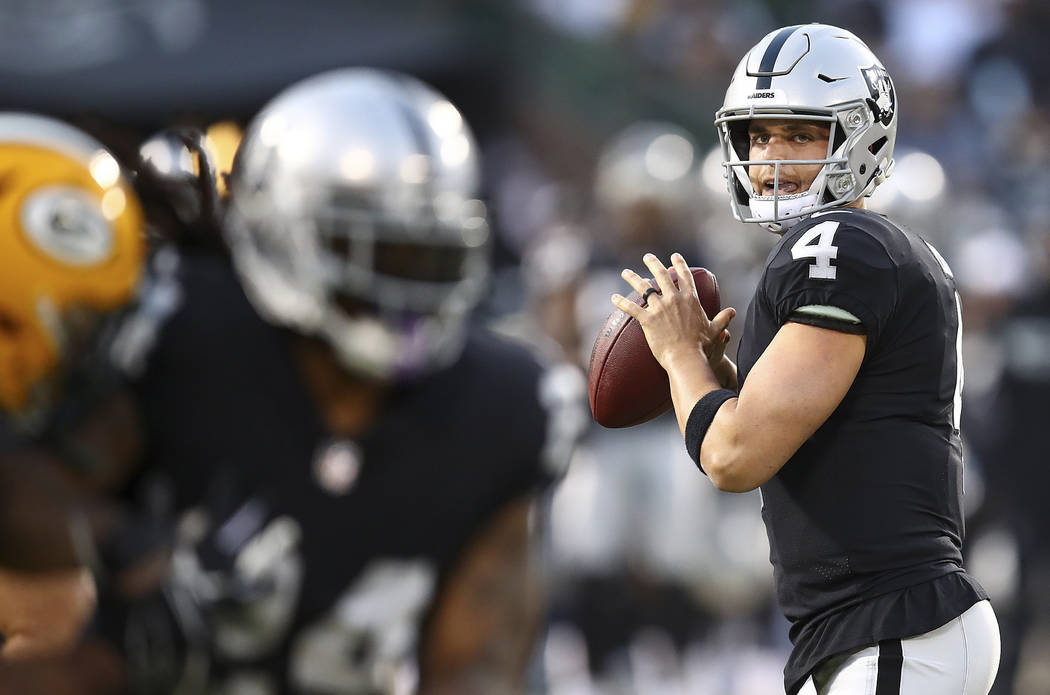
[124,68,580,694]
[0,112,152,688]
[612,24,999,695]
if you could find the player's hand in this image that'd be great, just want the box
[612,252,736,373]
[0,566,97,660]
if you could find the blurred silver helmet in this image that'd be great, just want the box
[226,68,490,381]
[715,24,897,232]
[593,121,699,216]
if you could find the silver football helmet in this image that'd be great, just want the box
[226,68,490,381]
[715,24,897,232]
[593,121,699,216]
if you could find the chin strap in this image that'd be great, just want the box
[748,191,821,232]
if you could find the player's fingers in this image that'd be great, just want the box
[670,253,697,297]
[611,293,644,321]
[620,268,655,298]
[643,253,676,296]
[709,307,737,334]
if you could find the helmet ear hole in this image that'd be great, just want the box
[869,136,888,155]
[731,176,750,206]
[728,122,751,161]
[831,124,846,153]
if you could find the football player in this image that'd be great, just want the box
[611,24,1000,695]
[0,113,151,662]
[125,68,581,694]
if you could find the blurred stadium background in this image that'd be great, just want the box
[2,0,1049,693]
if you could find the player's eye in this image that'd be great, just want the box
[794,134,812,143]
[751,134,769,145]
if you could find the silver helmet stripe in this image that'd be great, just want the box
[754,25,802,89]
[391,78,437,203]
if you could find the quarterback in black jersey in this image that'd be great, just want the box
[613,24,999,695]
[120,69,580,695]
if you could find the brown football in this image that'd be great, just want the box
[588,267,721,428]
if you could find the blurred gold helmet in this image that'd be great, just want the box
[0,113,144,420]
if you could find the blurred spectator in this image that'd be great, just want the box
[521,120,783,695]
[522,121,708,366]
[967,221,1050,695]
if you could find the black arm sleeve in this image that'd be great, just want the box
[684,389,738,473]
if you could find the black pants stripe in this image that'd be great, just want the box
[875,639,904,694]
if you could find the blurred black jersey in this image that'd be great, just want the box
[130,251,573,694]
[736,209,987,694]
[0,418,23,453]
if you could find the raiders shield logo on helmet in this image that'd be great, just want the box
[862,65,895,126]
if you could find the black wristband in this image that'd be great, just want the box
[685,388,737,473]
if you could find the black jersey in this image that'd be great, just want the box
[130,251,574,694]
[0,417,24,454]
[735,209,987,694]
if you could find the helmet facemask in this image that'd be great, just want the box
[716,102,891,233]
[228,184,490,383]
[313,191,490,381]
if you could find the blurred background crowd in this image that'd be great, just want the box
[1,0,1049,693]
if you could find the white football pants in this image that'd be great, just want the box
[797,600,1000,695]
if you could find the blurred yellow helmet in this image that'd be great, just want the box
[0,113,144,420]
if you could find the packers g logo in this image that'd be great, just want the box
[20,186,115,266]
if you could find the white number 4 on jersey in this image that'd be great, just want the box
[791,221,840,280]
